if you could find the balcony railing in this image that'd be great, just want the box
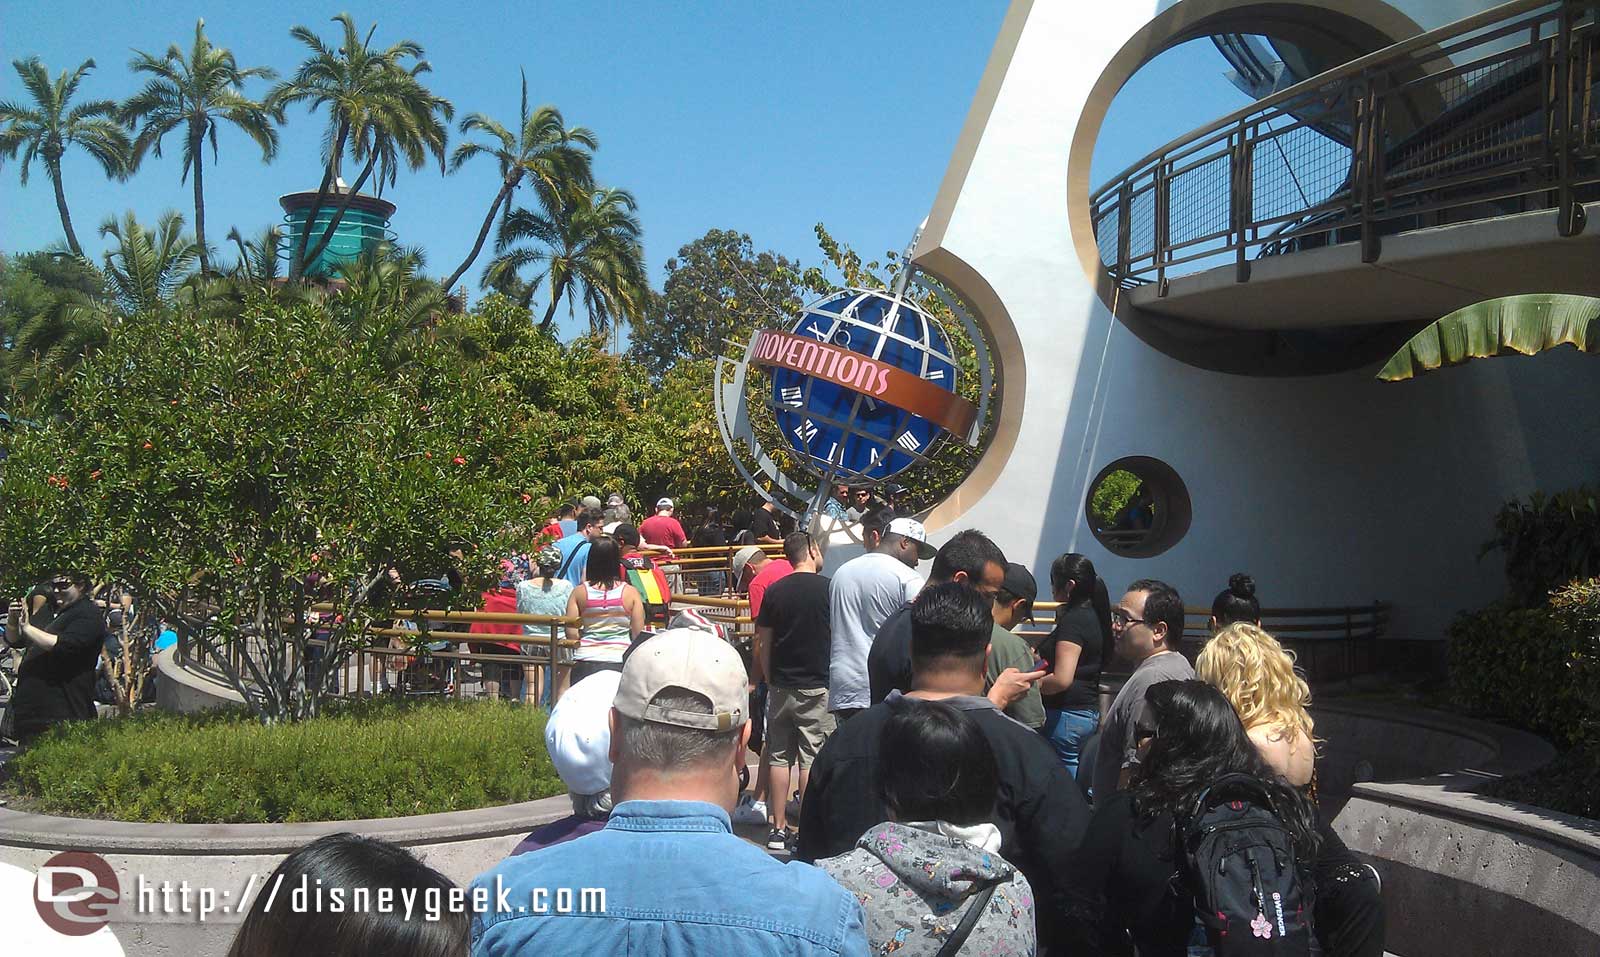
[1092,0,1600,291]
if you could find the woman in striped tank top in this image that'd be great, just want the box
[562,536,645,693]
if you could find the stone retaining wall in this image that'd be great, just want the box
[0,794,572,955]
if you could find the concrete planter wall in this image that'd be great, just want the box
[0,794,572,956]
[1315,701,1600,956]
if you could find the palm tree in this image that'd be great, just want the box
[224,225,286,283]
[0,57,131,256]
[122,20,279,276]
[486,185,648,336]
[96,210,202,315]
[443,72,596,294]
[268,14,453,280]
[329,242,450,370]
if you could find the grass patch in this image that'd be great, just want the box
[1,698,563,823]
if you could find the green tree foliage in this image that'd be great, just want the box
[0,56,132,256]
[0,295,521,722]
[0,252,111,404]
[122,19,280,276]
[96,209,202,314]
[628,228,808,379]
[444,73,596,294]
[486,185,648,336]
[1482,486,1600,608]
[1089,469,1143,527]
[268,14,453,279]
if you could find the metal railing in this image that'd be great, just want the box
[169,559,1389,706]
[1092,0,1599,290]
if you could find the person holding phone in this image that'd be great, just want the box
[5,570,108,746]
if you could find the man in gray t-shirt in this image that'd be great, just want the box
[1091,578,1195,802]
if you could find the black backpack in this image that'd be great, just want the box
[1178,773,1313,955]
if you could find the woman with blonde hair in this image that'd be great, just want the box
[1197,621,1387,957]
[1196,622,1315,788]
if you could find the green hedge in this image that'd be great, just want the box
[1454,579,1600,820]
[1483,486,1600,608]
[1447,602,1590,748]
[2,699,563,823]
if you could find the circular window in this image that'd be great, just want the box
[1086,456,1191,558]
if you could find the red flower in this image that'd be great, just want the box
[90,469,102,480]
[233,556,244,566]
[142,442,153,450]
[520,493,532,504]
[452,456,467,465]
[310,553,321,564]
[424,451,432,459]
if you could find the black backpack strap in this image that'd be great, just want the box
[933,882,999,957]
[556,544,584,581]
[1187,772,1280,822]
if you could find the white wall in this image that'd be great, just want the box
[913,0,1600,638]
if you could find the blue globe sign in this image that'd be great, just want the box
[750,289,978,483]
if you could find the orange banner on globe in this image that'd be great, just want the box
[749,329,978,437]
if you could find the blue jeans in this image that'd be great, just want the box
[1042,707,1099,778]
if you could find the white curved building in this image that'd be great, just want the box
[913,0,1600,639]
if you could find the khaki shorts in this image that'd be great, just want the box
[764,686,835,768]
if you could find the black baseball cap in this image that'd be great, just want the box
[1001,563,1037,620]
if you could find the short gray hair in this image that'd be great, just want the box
[616,689,742,771]
[570,789,613,818]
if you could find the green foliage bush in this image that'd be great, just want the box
[1483,486,1600,608]
[2,699,563,823]
[1447,602,1589,747]
[1454,578,1600,820]
[1089,469,1142,527]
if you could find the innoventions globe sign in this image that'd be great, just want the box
[750,289,977,483]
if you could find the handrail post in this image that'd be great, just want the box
[1116,180,1133,286]
[1154,158,1170,294]
[1231,122,1253,283]
[1357,74,1384,263]
[1555,1,1588,235]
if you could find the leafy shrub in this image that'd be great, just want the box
[1482,487,1600,607]
[1090,469,1143,527]
[1447,602,1590,747]
[2,699,563,823]
[1455,579,1600,821]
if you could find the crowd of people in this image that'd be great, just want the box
[7,488,1386,956]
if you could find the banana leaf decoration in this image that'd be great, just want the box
[1378,294,1600,382]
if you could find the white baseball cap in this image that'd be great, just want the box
[656,497,674,509]
[545,670,621,795]
[731,544,765,581]
[614,628,747,732]
[887,517,937,559]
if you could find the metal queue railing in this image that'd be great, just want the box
[1091,0,1599,289]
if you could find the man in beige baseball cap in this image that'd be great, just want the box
[471,628,869,955]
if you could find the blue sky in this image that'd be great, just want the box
[3,1,1248,340]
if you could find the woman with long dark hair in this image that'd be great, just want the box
[1065,679,1320,956]
[227,833,467,957]
[1038,553,1111,776]
[562,536,644,691]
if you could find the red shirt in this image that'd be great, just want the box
[747,559,794,620]
[469,587,523,652]
[639,514,688,549]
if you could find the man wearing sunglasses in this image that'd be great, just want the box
[1088,578,1194,803]
[5,571,108,746]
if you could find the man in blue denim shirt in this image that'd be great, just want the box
[471,628,868,957]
